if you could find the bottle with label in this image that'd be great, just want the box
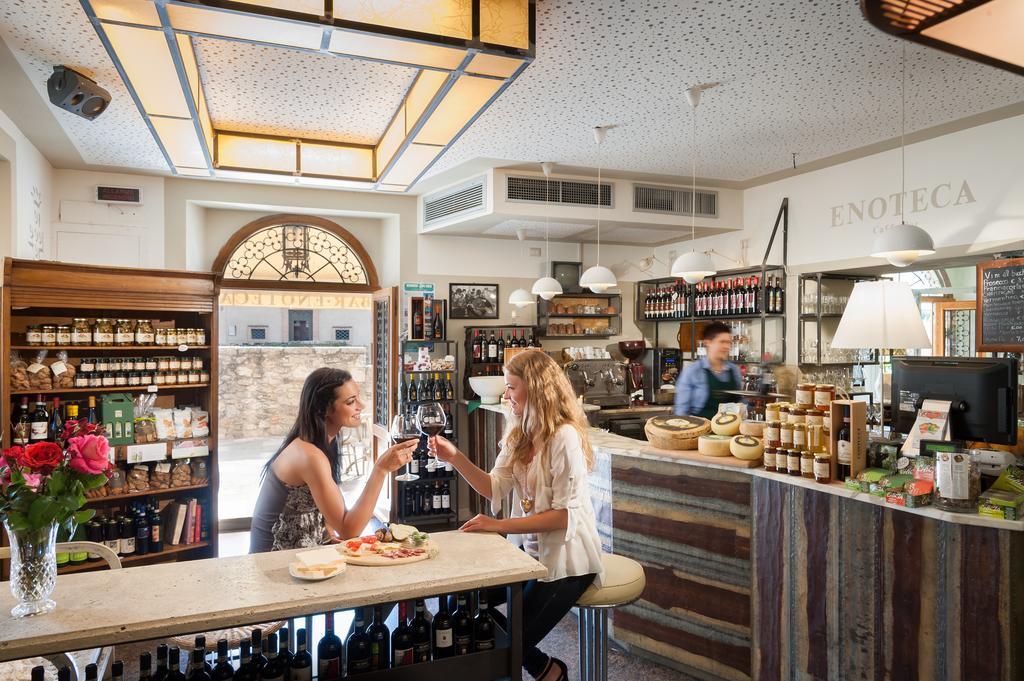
[211,640,234,681]
[30,396,48,442]
[452,593,473,655]
[366,605,390,671]
[289,629,313,681]
[488,333,498,361]
[432,595,455,659]
[432,481,442,512]
[433,311,444,340]
[763,446,776,473]
[410,599,432,663]
[837,405,852,480]
[432,373,444,401]
[86,396,98,425]
[119,515,136,556]
[188,648,213,681]
[811,425,832,484]
[445,373,455,400]
[316,612,342,679]
[391,601,414,667]
[235,640,257,681]
[412,308,424,340]
[346,608,372,674]
[792,422,807,451]
[13,397,31,446]
[474,590,495,651]
[441,481,451,511]
[259,633,285,681]
[787,448,802,477]
[135,509,150,556]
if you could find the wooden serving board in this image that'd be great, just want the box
[339,541,437,566]
[641,445,763,468]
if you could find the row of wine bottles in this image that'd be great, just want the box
[29,594,497,681]
[641,275,786,320]
[10,395,98,445]
[470,329,539,363]
[401,373,455,403]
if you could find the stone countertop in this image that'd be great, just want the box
[0,531,546,663]
[590,428,1024,532]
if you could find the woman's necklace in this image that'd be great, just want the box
[520,448,537,513]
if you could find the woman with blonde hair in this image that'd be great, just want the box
[430,349,604,681]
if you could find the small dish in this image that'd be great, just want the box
[288,561,347,581]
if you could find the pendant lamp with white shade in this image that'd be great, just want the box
[579,126,618,294]
[508,227,536,308]
[531,161,563,300]
[671,85,716,284]
[870,44,935,268]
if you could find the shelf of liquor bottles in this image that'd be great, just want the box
[637,266,787,323]
[463,325,541,399]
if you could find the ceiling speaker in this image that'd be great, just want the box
[47,66,110,120]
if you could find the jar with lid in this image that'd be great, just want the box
[89,373,103,388]
[934,450,981,512]
[193,357,204,370]
[96,357,111,372]
[74,372,89,388]
[71,318,92,345]
[764,421,782,448]
[780,420,794,448]
[792,422,807,450]
[789,407,806,425]
[778,405,791,424]
[801,449,815,479]
[178,357,191,371]
[155,327,167,346]
[25,325,43,345]
[196,328,207,345]
[787,448,802,476]
[80,357,97,373]
[56,325,72,345]
[165,328,178,346]
[183,328,197,345]
[101,372,116,388]
[805,407,824,429]
[128,372,141,387]
[41,325,57,345]
[796,382,816,408]
[157,357,170,372]
[169,357,181,371]
[177,369,189,384]
[765,402,781,423]
[135,320,155,345]
[140,370,153,385]
[814,384,835,409]
[132,358,146,371]
[114,319,134,346]
[93,318,114,346]
[199,369,210,383]
[114,371,128,387]
[154,372,166,386]
[145,357,158,371]
[763,447,777,473]
[188,369,200,384]
[164,371,176,385]
[108,357,122,372]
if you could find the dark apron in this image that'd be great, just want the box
[696,367,740,419]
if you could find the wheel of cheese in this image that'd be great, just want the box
[739,420,765,438]
[644,416,711,451]
[730,435,764,460]
[698,434,733,457]
[711,413,741,436]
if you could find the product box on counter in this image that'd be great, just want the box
[124,441,170,464]
[829,399,867,480]
[978,489,1024,520]
[886,479,934,508]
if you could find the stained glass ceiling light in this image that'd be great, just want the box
[862,0,1024,76]
[83,0,534,191]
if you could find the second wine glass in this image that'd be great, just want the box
[391,413,420,482]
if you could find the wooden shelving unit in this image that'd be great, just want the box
[1,258,220,578]
[57,541,210,575]
[537,292,622,338]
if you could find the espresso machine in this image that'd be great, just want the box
[563,359,630,408]
[643,348,681,405]
[618,340,648,406]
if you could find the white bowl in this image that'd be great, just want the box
[469,375,506,404]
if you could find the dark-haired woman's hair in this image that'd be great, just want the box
[262,367,353,484]
[702,321,732,342]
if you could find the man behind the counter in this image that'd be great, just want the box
[674,322,742,418]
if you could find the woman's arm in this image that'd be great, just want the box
[460,509,568,534]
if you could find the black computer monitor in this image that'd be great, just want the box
[891,357,1019,445]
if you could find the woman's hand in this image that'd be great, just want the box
[459,513,504,534]
[374,439,418,474]
[428,435,460,463]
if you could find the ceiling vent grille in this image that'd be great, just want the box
[633,184,718,218]
[423,177,486,226]
[507,176,613,208]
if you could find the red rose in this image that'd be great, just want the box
[17,441,64,471]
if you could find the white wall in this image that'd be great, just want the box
[0,107,52,261]
[218,306,372,346]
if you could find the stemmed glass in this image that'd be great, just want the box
[416,403,447,476]
[391,413,420,482]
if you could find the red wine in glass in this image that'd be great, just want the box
[421,424,445,437]
[391,414,420,481]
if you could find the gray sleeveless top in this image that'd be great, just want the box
[249,467,326,553]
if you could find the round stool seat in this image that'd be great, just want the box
[576,554,645,608]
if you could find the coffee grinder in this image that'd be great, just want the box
[618,340,648,406]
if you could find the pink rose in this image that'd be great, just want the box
[67,434,112,475]
[22,472,42,491]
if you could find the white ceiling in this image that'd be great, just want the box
[1,0,1023,183]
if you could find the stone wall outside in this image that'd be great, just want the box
[218,345,371,440]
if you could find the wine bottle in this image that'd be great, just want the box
[432,595,455,659]
[496,332,505,359]
[471,330,482,363]
[432,481,442,512]
[258,633,285,681]
[86,395,98,425]
[235,640,258,681]
[278,628,292,671]
[212,640,234,680]
[250,630,268,672]
[31,667,44,681]
[443,405,454,441]
[346,608,372,675]
[487,332,498,361]
[112,660,125,681]
[366,605,390,670]
[432,373,443,401]
[410,599,431,662]
[433,310,444,340]
[84,665,99,681]
[47,397,64,443]
[13,397,30,446]
[452,593,473,655]
[289,629,313,681]
[140,652,153,681]
[317,612,343,680]
[166,648,187,681]
[58,668,71,681]
[837,404,852,481]
[188,649,213,681]
[445,373,455,401]
[392,601,414,667]
[30,396,48,442]
[149,504,163,553]
[441,481,451,511]
[473,590,495,651]
[135,509,150,556]
[153,644,170,681]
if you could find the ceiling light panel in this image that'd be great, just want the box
[333,0,473,40]
[91,0,161,26]
[328,30,468,70]
[102,23,190,118]
[151,116,208,168]
[920,0,1024,70]
[413,75,502,146]
[382,142,443,185]
[480,0,531,49]
[232,0,326,16]
[166,3,324,49]
[300,143,374,179]
[216,132,297,173]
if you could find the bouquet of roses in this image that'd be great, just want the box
[1,419,112,534]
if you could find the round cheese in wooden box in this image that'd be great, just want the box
[645,415,711,451]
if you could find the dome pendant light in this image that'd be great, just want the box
[871,43,934,268]
[579,125,618,294]
[531,161,563,300]
[671,85,716,284]
[509,228,537,308]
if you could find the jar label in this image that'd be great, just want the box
[796,389,813,405]
[813,460,831,478]
[814,391,832,407]
[71,332,91,343]
[801,457,814,474]
[763,451,775,468]
[136,333,154,343]
[936,452,969,500]
[781,429,793,445]
[837,440,852,464]
[115,332,134,344]
[765,426,780,442]
[57,333,71,344]
[26,331,42,343]
[94,332,113,343]
[788,454,800,471]
[794,431,806,448]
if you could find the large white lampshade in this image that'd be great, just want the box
[831,280,931,350]
[531,276,562,300]
[670,250,716,284]
[508,288,535,308]
[870,222,935,267]
[579,265,617,293]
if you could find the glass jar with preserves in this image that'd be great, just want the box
[56,325,72,345]
[109,357,123,372]
[157,357,170,372]
[193,357,204,370]
[177,369,189,384]
[132,358,146,371]
[168,357,181,371]
[155,327,167,346]
[778,404,791,424]
[180,357,193,371]
[80,357,97,373]
[93,318,114,346]
[74,372,89,388]
[101,372,116,388]
[763,446,777,473]
[96,357,111,372]
[128,372,141,387]
[25,325,43,345]
[164,370,177,385]
[114,371,128,387]
[196,328,207,345]
[89,373,103,388]
[184,328,197,345]
[765,420,782,448]
[114,319,135,346]
[790,407,806,425]
[71,318,92,345]
[796,382,816,408]
[41,325,57,345]
[188,369,200,384]
[765,402,781,423]
[145,357,158,371]
[154,371,166,386]
[135,320,155,345]
[780,420,794,448]
[805,407,824,429]
[787,448,802,476]
[801,449,815,479]
[814,384,835,409]
[792,422,807,451]
[200,369,210,383]
[140,371,153,385]
[166,328,178,346]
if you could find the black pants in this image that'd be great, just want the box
[483,574,597,678]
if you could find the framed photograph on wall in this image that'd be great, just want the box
[449,283,499,319]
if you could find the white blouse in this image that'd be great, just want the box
[490,424,605,586]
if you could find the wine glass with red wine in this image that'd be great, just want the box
[391,413,420,482]
[416,403,447,474]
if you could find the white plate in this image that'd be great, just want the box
[288,561,347,581]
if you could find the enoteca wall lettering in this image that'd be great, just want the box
[829,179,976,231]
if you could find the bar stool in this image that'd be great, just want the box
[575,553,646,681]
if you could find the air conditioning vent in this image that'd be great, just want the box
[423,177,486,226]
[633,184,717,217]
[507,176,613,208]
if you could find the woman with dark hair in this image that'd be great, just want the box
[249,367,416,553]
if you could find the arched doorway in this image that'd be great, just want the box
[213,214,382,533]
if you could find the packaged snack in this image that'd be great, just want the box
[173,408,193,439]
[190,458,209,486]
[151,462,171,489]
[133,394,158,443]
[27,351,53,390]
[991,465,1024,495]
[9,352,30,390]
[873,474,914,497]
[171,460,192,487]
[84,479,110,499]
[51,350,76,388]
[126,464,150,492]
[978,488,1024,520]
[107,467,126,494]
[153,408,175,440]
[913,456,936,482]
[855,467,890,493]
[191,409,209,437]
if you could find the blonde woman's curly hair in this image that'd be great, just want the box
[501,350,594,470]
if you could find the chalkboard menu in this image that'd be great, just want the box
[977,257,1024,351]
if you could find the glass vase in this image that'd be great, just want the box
[4,519,58,618]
